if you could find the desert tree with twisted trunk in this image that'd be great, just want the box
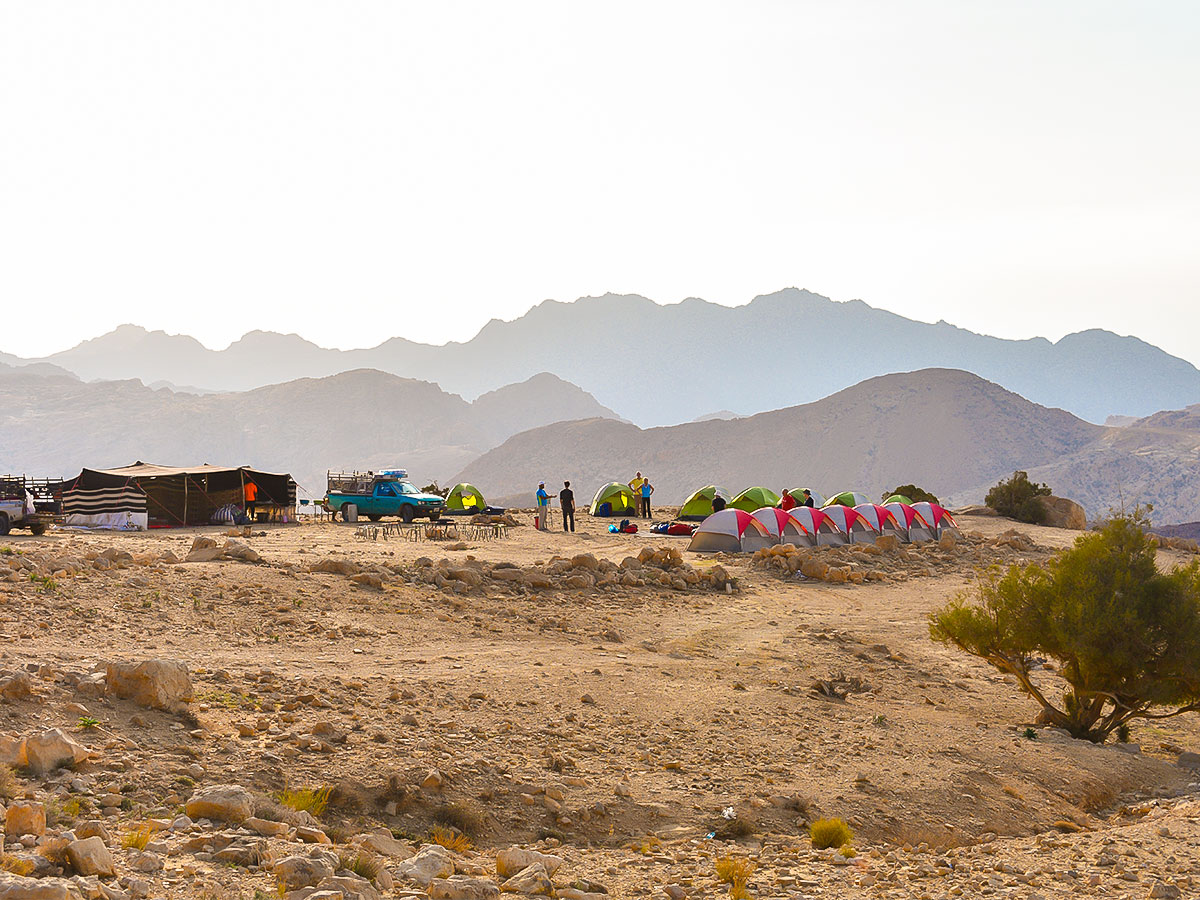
[930,513,1200,742]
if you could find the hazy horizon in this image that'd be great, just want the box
[3,3,1198,363]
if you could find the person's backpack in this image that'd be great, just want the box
[620,519,630,531]
[597,502,612,517]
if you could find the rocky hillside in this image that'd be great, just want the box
[0,366,619,494]
[13,289,1200,425]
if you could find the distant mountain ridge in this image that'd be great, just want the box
[454,368,1200,525]
[8,289,1200,425]
[0,367,619,494]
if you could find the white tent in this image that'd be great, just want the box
[885,502,933,542]
[784,507,845,547]
[687,509,772,553]
[821,504,880,544]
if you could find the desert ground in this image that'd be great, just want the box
[1,509,1198,900]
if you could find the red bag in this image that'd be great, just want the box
[620,523,638,534]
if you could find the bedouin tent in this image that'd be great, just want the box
[729,486,782,513]
[911,502,958,538]
[678,485,731,521]
[61,461,296,529]
[748,508,793,552]
[687,509,771,553]
[882,493,913,506]
[445,483,486,514]
[820,504,879,544]
[787,487,827,508]
[884,502,933,542]
[589,482,639,516]
[853,503,903,540]
[783,507,844,547]
[823,491,872,508]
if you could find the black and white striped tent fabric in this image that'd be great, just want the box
[62,484,147,530]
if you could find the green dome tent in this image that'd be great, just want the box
[729,486,781,513]
[882,493,912,506]
[678,485,731,521]
[589,482,639,516]
[786,487,826,508]
[823,491,872,508]
[446,482,486,513]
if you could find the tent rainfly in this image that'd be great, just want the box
[678,485,731,521]
[687,509,771,553]
[853,503,903,539]
[823,491,872,508]
[911,502,958,538]
[748,507,794,551]
[884,502,934,542]
[61,462,296,529]
[445,483,486,514]
[819,504,878,544]
[729,486,781,513]
[589,482,639,516]
[787,487,827,508]
[783,507,843,547]
[882,493,913,506]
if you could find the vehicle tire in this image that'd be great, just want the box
[367,514,382,522]
[0,513,9,536]
[401,505,415,524]
[29,523,47,536]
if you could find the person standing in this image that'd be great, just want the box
[243,478,259,521]
[801,489,815,508]
[559,481,576,533]
[629,471,646,496]
[535,481,550,530]
[640,479,654,519]
[780,489,797,511]
[711,493,727,513]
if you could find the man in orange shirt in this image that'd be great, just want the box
[243,479,259,521]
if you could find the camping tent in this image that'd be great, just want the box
[882,493,913,506]
[853,504,903,540]
[786,487,827,508]
[687,509,771,553]
[678,485,731,521]
[783,507,843,547]
[884,502,933,542]
[911,502,958,538]
[62,461,296,529]
[748,508,793,552]
[589,482,639,516]
[729,486,781,513]
[823,491,872,508]
[821,504,878,544]
[445,483,486,514]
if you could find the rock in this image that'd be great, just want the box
[495,849,563,879]
[295,825,331,844]
[395,844,455,886]
[1178,751,1200,771]
[183,784,254,823]
[244,816,288,837]
[349,573,383,590]
[274,856,333,891]
[428,876,500,900]
[1035,495,1087,530]
[0,674,34,700]
[66,837,116,878]
[1147,883,1181,899]
[0,874,79,900]
[105,660,193,713]
[355,830,414,859]
[954,504,997,517]
[24,729,90,774]
[422,769,445,790]
[500,863,553,895]
[184,537,223,563]
[311,558,361,576]
[74,822,111,843]
[937,531,958,550]
[0,734,27,767]
[664,886,688,900]
[127,851,162,874]
[5,803,46,838]
[315,875,381,900]
[873,534,899,552]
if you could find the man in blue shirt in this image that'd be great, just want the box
[535,481,550,531]
[640,479,654,519]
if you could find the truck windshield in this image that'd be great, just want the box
[396,482,421,494]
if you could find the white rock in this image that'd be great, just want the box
[25,729,90,775]
[105,660,193,712]
[495,848,564,878]
[183,784,254,823]
[396,844,455,886]
[66,837,115,878]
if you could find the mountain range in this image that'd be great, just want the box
[8,289,1200,426]
[0,365,617,495]
[456,369,1200,525]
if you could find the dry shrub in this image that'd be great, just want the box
[276,786,332,817]
[337,850,384,881]
[38,837,70,867]
[121,823,157,851]
[809,818,854,850]
[0,766,21,801]
[714,856,756,884]
[1070,779,1119,814]
[884,823,969,852]
[429,825,472,853]
[432,801,484,837]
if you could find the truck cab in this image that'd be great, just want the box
[324,470,445,523]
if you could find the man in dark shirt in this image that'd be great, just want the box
[802,489,815,508]
[559,481,576,532]
[711,494,727,513]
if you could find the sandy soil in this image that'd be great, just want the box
[1,511,1198,899]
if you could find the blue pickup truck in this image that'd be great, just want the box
[324,470,445,523]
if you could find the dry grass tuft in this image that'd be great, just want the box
[429,826,472,853]
[337,850,384,881]
[276,786,332,817]
[809,817,854,850]
[432,801,484,837]
[0,765,21,801]
[121,823,157,851]
[714,856,756,899]
[38,836,70,867]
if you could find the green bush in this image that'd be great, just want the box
[881,484,939,504]
[930,513,1200,742]
[985,470,1051,523]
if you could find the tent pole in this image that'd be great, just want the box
[184,477,189,526]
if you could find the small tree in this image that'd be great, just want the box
[930,514,1200,742]
[985,470,1051,524]
[881,484,939,504]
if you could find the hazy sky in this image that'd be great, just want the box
[2,2,1198,362]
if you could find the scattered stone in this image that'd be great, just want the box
[183,784,254,823]
[495,849,563,879]
[274,855,333,891]
[24,728,90,774]
[429,875,500,900]
[105,660,193,712]
[396,845,455,886]
[65,837,116,878]
[500,863,553,895]
[5,802,46,838]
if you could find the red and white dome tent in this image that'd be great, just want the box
[820,504,879,544]
[748,507,794,551]
[911,501,959,539]
[883,502,935,542]
[783,506,844,548]
[853,503,904,540]
[687,509,772,553]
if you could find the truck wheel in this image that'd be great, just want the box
[401,505,415,524]
[29,523,47,536]
[367,514,382,522]
[0,514,8,536]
